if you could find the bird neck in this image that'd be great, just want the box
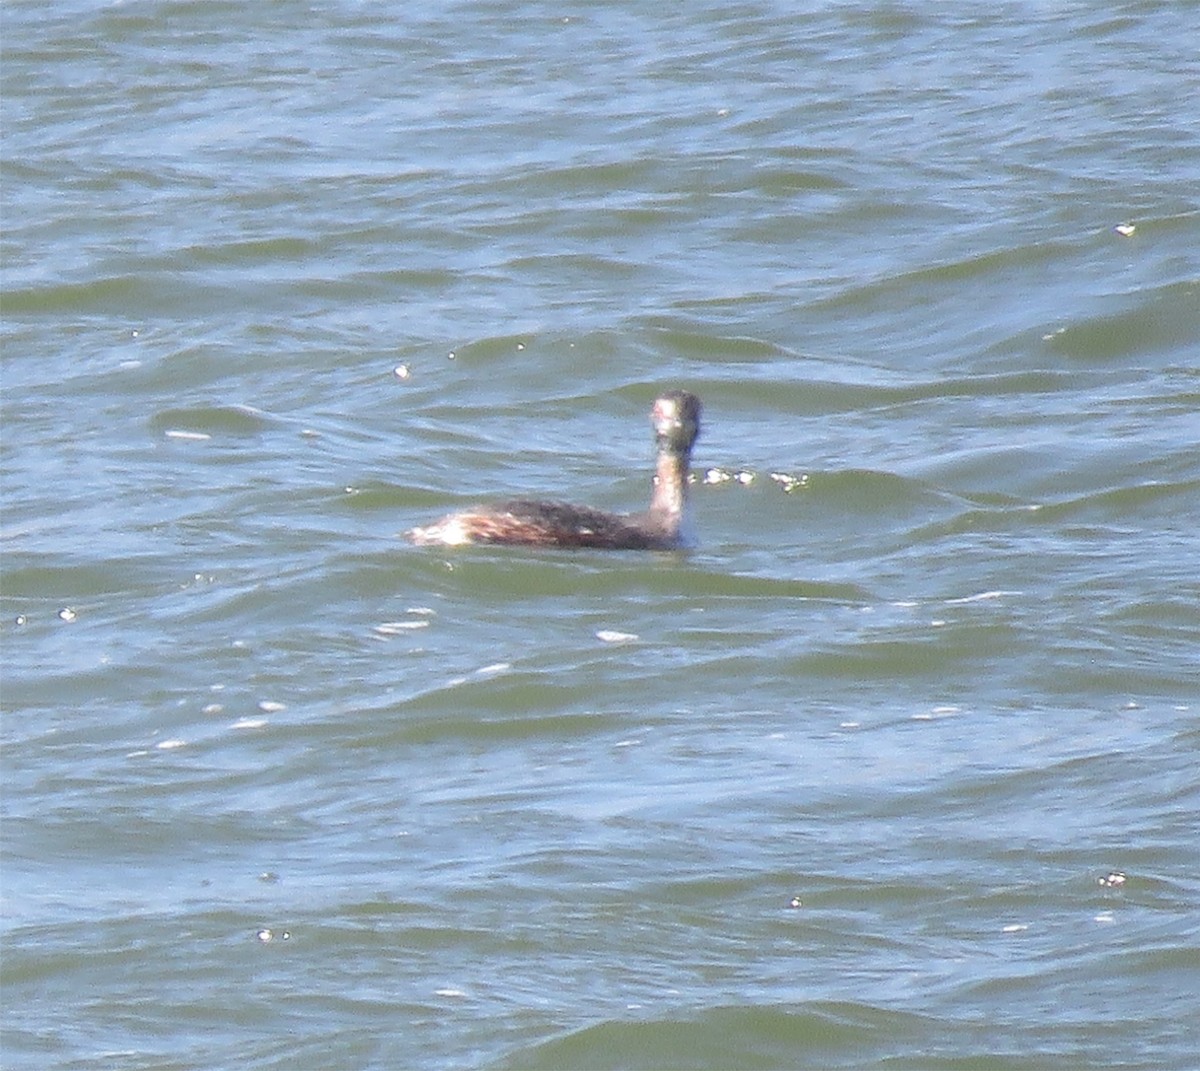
[649,447,688,518]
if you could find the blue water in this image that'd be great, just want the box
[3,2,1199,1068]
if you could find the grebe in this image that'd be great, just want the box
[408,390,701,550]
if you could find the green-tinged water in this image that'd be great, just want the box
[2,2,1198,1068]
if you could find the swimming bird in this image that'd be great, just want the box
[408,390,701,550]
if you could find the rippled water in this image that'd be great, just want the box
[3,2,1199,1068]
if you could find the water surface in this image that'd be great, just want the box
[3,2,1199,1068]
